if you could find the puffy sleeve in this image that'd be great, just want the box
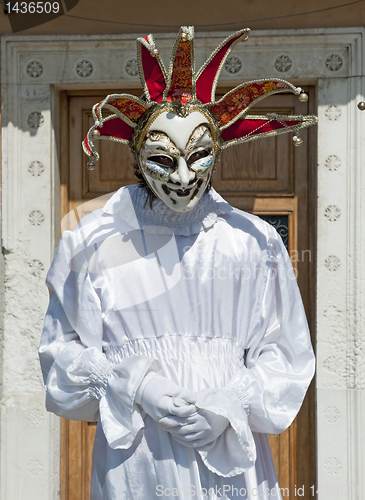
[194,225,315,476]
[38,230,160,450]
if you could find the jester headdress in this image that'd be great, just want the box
[83,26,317,167]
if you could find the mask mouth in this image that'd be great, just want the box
[174,188,193,197]
[168,178,198,196]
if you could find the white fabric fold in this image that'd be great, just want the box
[195,388,256,477]
[100,357,161,449]
[230,230,315,436]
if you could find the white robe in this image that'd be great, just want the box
[39,185,315,500]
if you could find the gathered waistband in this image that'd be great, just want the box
[103,335,246,369]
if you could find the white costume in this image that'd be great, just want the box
[39,185,315,500]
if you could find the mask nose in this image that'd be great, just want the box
[171,157,193,188]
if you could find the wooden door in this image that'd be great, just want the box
[60,88,316,500]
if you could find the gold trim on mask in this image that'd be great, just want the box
[130,102,221,158]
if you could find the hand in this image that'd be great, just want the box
[136,374,197,422]
[159,408,229,448]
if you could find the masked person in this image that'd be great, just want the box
[39,27,316,500]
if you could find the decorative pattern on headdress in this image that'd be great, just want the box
[83,26,317,167]
[82,94,151,161]
[165,26,195,105]
[207,80,295,128]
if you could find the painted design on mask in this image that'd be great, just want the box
[185,125,214,177]
[140,131,180,181]
[137,113,217,212]
[139,125,214,182]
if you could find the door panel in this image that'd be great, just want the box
[60,88,316,500]
[217,109,294,194]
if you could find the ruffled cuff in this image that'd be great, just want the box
[223,385,250,416]
[99,356,161,450]
[45,345,109,422]
[223,366,298,434]
[194,388,256,477]
[88,356,114,400]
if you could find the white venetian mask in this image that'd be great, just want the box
[138,111,216,212]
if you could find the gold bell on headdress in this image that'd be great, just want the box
[93,129,100,137]
[292,135,303,147]
[299,92,308,102]
[357,101,365,111]
[87,161,96,170]
[151,48,159,57]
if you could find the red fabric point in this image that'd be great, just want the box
[221,118,300,142]
[96,118,134,141]
[196,33,243,104]
[141,44,166,102]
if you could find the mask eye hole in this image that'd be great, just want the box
[148,155,175,168]
[187,150,210,166]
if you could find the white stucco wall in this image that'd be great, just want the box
[0,28,364,499]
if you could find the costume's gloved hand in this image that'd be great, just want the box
[135,373,197,422]
[159,407,229,448]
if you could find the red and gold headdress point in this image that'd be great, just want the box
[83,26,317,169]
